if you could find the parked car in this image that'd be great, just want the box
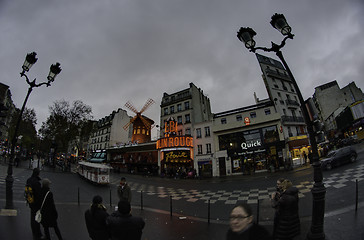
[320,146,357,170]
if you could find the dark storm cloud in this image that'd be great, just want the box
[1,0,363,138]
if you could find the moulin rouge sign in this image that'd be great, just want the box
[156,120,193,149]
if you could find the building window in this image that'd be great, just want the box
[186,128,191,136]
[177,116,182,124]
[178,130,182,135]
[185,114,191,123]
[170,106,175,114]
[206,143,211,154]
[184,101,190,110]
[250,112,256,118]
[221,118,227,124]
[205,127,210,137]
[196,128,202,138]
[197,145,203,154]
[164,108,168,115]
[265,109,271,115]
[236,115,242,121]
[177,104,182,112]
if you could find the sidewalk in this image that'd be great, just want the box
[1,198,363,240]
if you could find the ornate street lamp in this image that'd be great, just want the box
[237,13,326,240]
[5,52,61,210]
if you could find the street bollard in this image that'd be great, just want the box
[170,195,172,217]
[356,179,358,212]
[109,187,112,207]
[256,199,260,224]
[141,191,144,211]
[208,199,211,224]
[77,187,80,206]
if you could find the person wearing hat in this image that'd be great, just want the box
[106,200,145,240]
[40,178,63,240]
[85,195,110,240]
[117,177,131,203]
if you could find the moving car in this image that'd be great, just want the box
[320,146,357,170]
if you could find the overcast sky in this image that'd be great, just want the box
[1,0,363,139]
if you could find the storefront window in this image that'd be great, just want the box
[262,126,279,143]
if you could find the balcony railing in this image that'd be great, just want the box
[281,115,304,123]
[285,99,300,107]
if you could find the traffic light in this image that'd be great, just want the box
[313,119,325,143]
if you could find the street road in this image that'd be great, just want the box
[0,142,363,240]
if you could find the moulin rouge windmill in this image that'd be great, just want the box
[123,98,155,144]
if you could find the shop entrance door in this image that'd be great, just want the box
[219,157,226,176]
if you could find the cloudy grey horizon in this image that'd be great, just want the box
[1,0,363,139]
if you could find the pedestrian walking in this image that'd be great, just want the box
[271,178,285,238]
[39,178,63,240]
[26,168,44,240]
[106,200,145,240]
[274,179,300,240]
[226,203,271,240]
[85,195,110,240]
[117,177,131,203]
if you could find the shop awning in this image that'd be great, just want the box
[287,137,309,149]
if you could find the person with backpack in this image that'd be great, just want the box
[26,168,44,240]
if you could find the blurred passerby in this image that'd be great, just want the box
[271,178,285,239]
[40,178,63,240]
[226,203,271,240]
[26,168,44,240]
[106,200,145,240]
[85,195,110,240]
[274,179,300,240]
[117,177,131,203]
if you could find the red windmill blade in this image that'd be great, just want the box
[123,115,137,130]
[125,101,139,114]
[123,98,155,131]
[139,98,155,114]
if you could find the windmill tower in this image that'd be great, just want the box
[123,98,155,144]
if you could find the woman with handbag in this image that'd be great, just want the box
[40,178,63,240]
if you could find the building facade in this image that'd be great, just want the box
[88,108,132,156]
[158,83,213,176]
[0,83,14,144]
[213,99,284,176]
[256,53,309,163]
[312,80,364,139]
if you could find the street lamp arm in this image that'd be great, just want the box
[21,72,53,88]
[249,34,294,53]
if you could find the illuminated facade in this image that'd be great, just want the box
[159,83,213,174]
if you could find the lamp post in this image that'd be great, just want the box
[5,52,61,209]
[237,13,326,240]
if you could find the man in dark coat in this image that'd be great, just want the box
[117,177,132,202]
[106,200,145,240]
[85,195,110,240]
[274,180,301,240]
[26,168,44,240]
